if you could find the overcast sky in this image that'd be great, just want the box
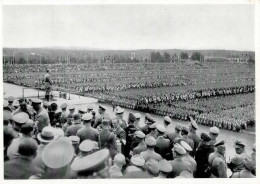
[2,5,255,51]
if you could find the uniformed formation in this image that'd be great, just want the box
[4,96,256,179]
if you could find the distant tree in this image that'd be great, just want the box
[180,52,189,60]
[163,52,171,62]
[191,52,203,61]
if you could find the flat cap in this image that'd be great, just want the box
[210,126,220,134]
[135,131,145,138]
[7,96,15,102]
[149,123,157,129]
[81,113,93,121]
[114,153,126,165]
[164,116,173,124]
[71,149,110,172]
[31,98,42,104]
[145,136,156,146]
[190,119,199,130]
[78,106,87,113]
[172,143,186,155]
[131,154,145,167]
[42,137,74,169]
[234,140,245,148]
[214,140,225,147]
[68,106,75,110]
[159,159,172,173]
[156,124,166,133]
[79,140,95,152]
[60,103,67,109]
[146,159,159,174]
[200,133,211,142]
[13,112,29,124]
[145,113,155,123]
[129,113,137,122]
[180,140,193,152]
[87,104,94,110]
[134,113,141,119]
[69,136,80,145]
[99,105,106,110]
[115,106,124,114]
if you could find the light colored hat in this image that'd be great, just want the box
[115,106,124,114]
[145,113,155,123]
[7,96,15,102]
[145,136,156,146]
[175,124,182,131]
[87,104,94,110]
[37,126,56,143]
[43,101,50,107]
[31,98,42,104]
[135,131,145,138]
[78,106,87,113]
[81,113,93,121]
[55,107,62,114]
[4,110,13,121]
[60,103,67,109]
[180,141,193,152]
[149,123,157,129]
[156,124,166,133]
[13,112,29,124]
[42,137,74,169]
[131,154,145,167]
[145,159,159,174]
[190,119,199,130]
[210,126,220,134]
[159,159,172,173]
[172,143,186,155]
[69,136,80,145]
[179,171,193,178]
[71,149,110,172]
[114,153,126,165]
[124,165,143,173]
[79,140,95,152]
[164,116,172,124]
[134,113,141,119]
[68,106,75,110]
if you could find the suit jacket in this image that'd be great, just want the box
[4,156,39,179]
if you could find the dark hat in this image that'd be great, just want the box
[73,114,81,120]
[201,133,211,142]
[21,122,34,135]
[129,113,136,122]
[145,113,155,124]
[234,140,245,148]
[181,126,189,134]
[214,140,225,147]
[3,106,12,112]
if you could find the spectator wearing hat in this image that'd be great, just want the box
[76,113,99,143]
[142,113,156,134]
[188,118,201,157]
[68,106,75,116]
[33,137,76,179]
[77,140,97,158]
[123,165,150,178]
[231,157,255,178]
[4,127,15,162]
[130,154,146,171]
[145,159,160,177]
[7,96,16,112]
[194,133,215,178]
[60,103,68,125]
[115,106,127,130]
[43,101,50,110]
[169,143,192,178]
[12,112,30,138]
[99,119,117,159]
[180,141,197,175]
[87,104,94,113]
[69,136,80,156]
[31,98,50,133]
[32,126,57,174]
[163,116,172,130]
[181,126,194,150]
[71,149,111,179]
[133,113,142,130]
[48,103,58,126]
[78,106,87,116]
[65,114,84,137]
[208,140,227,178]
[147,123,158,139]
[140,136,162,162]
[157,159,172,178]
[93,105,111,128]
[109,153,126,178]
[62,114,74,133]
[155,124,171,159]
[233,140,248,160]
[112,118,126,153]
[228,155,245,177]
[5,138,39,179]
[7,121,34,160]
[132,131,147,155]
[124,113,137,158]
[167,124,182,145]
[208,126,220,146]
[13,99,34,119]
[44,69,52,102]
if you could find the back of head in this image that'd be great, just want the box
[50,103,58,112]
[4,127,15,148]
[18,138,38,157]
[102,119,110,127]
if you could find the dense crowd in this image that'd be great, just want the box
[4,96,256,179]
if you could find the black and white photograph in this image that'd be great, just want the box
[1,1,258,181]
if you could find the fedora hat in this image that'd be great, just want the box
[37,126,56,143]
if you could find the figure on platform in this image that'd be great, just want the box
[44,69,52,102]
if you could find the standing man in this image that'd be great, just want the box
[115,106,127,130]
[208,126,220,146]
[7,96,16,112]
[44,69,52,102]
[188,119,201,157]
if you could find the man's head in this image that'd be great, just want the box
[74,114,81,124]
[234,140,245,154]
[18,138,38,158]
[98,105,106,114]
[82,113,93,125]
[145,136,156,149]
[7,96,14,104]
[112,118,119,129]
[181,126,189,136]
[214,140,226,155]
[31,98,42,112]
[209,126,220,139]
[115,106,124,118]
